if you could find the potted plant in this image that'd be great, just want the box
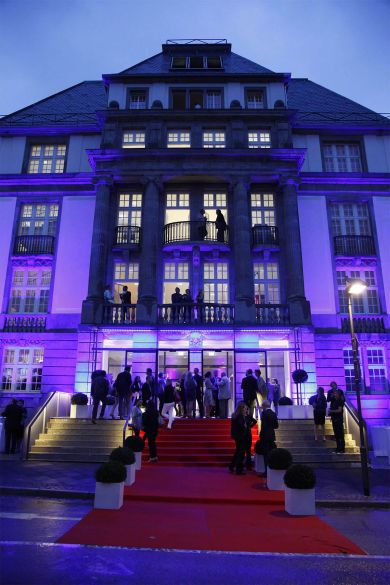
[109,447,136,486]
[254,440,265,474]
[284,464,316,515]
[94,460,126,509]
[278,396,293,419]
[124,435,145,470]
[70,392,89,419]
[267,448,293,490]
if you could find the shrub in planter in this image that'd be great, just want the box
[284,464,316,490]
[124,435,145,470]
[94,461,126,510]
[95,460,127,483]
[71,393,88,405]
[284,464,316,516]
[109,447,136,487]
[292,369,308,384]
[253,440,265,473]
[268,448,293,470]
[278,396,293,406]
[254,440,263,455]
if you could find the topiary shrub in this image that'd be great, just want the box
[279,396,293,406]
[292,369,308,384]
[254,440,264,455]
[284,464,316,489]
[95,460,127,483]
[71,392,88,405]
[124,435,145,452]
[268,448,293,470]
[230,99,242,109]
[109,447,135,465]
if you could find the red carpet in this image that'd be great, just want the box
[58,466,366,555]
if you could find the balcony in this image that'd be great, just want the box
[13,235,55,255]
[158,302,234,325]
[341,316,385,334]
[252,225,279,248]
[334,235,375,256]
[3,315,47,332]
[255,304,290,326]
[163,221,229,246]
[102,303,137,325]
[114,226,141,247]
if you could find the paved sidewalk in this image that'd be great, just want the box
[0,459,389,505]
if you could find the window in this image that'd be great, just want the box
[167,130,191,148]
[9,268,51,314]
[1,347,44,392]
[171,89,223,110]
[203,130,226,148]
[367,348,388,392]
[203,262,229,304]
[323,143,362,172]
[246,90,264,109]
[254,263,280,304]
[337,269,380,314]
[165,192,190,228]
[251,193,275,226]
[163,262,190,304]
[27,144,66,174]
[171,56,186,69]
[117,193,142,227]
[113,262,139,303]
[205,91,222,109]
[122,131,145,148]
[330,202,371,236]
[166,193,190,208]
[171,56,222,70]
[203,192,228,225]
[18,203,59,237]
[248,131,271,149]
[343,348,364,393]
[128,90,147,110]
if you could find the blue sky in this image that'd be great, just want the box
[0,0,389,115]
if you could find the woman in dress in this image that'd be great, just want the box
[310,387,327,441]
[204,371,216,418]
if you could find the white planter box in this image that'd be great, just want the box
[125,463,136,486]
[70,404,89,419]
[285,487,316,515]
[94,481,124,509]
[134,451,142,471]
[254,453,265,473]
[267,468,286,490]
[278,405,293,419]
[292,405,307,419]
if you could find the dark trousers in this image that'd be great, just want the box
[196,390,204,418]
[229,438,245,473]
[211,390,219,417]
[5,428,18,454]
[331,416,345,452]
[245,400,256,418]
[144,432,157,459]
[92,397,106,420]
[244,436,253,469]
[158,396,164,415]
[118,394,130,419]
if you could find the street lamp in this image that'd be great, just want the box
[345,278,370,496]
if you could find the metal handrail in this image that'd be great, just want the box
[344,395,370,455]
[115,225,141,245]
[252,225,279,246]
[334,235,375,256]
[158,302,234,324]
[22,391,71,459]
[13,235,55,255]
[163,220,229,245]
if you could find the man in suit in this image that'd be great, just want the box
[171,287,182,323]
[120,286,131,323]
[114,365,132,419]
[91,370,109,424]
[241,369,258,417]
[193,367,204,418]
[259,400,279,475]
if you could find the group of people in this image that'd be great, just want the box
[103,284,132,322]
[170,288,204,323]
[1,398,27,455]
[309,381,346,453]
[198,208,227,243]
[241,368,281,416]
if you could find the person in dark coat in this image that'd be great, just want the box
[229,401,249,475]
[91,370,109,424]
[244,410,257,471]
[215,209,227,242]
[114,365,132,419]
[259,400,279,475]
[142,400,159,462]
[16,399,28,452]
[171,287,182,322]
[327,381,345,404]
[120,285,131,323]
[309,387,327,441]
[241,369,258,417]
[193,367,204,418]
[1,399,23,454]
[328,389,345,453]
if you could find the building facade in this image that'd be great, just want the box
[0,40,389,411]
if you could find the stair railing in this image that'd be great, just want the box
[22,391,71,460]
[344,396,370,455]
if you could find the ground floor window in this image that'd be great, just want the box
[203,262,229,304]
[367,348,388,392]
[1,347,44,392]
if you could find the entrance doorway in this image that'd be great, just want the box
[158,350,189,384]
[104,350,157,383]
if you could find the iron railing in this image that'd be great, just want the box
[102,303,137,325]
[334,235,375,256]
[13,235,55,255]
[158,302,234,325]
[163,221,229,245]
[252,225,279,247]
[3,315,47,332]
[344,396,370,455]
[115,225,141,246]
[255,304,290,325]
[341,316,385,333]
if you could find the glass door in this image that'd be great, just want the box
[158,350,189,385]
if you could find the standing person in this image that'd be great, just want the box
[198,208,208,240]
[196,289,204,323]
[193,367,204,418]
[1,399,23,454]
[241,369,258,417]
[204,371,216,418]
[103,284,115,322]
[259,400,279,475]
[218,372,231,419]
[182,289,193,323]
[142,400,159,462]
[114,365,132,420]
[327,381,345,404]
[16,399,28,452]
[211,369,220,417]
[229,401,248,475]
[130,399,143,437]
[157,372,166,414]
[161,378,175,429]
[141,379,151,407]
[328,389,345,453]
[254,369,267,401]
[120,285,131,323]
[184,370,197,418]
[146,368,156,406]
[309,387,327,441]
[91,370,109,424]
[268,378,281,416]
[171,287,182,323]
[244,408,257,471]
[131,375,142,404]
[215,209,227,243]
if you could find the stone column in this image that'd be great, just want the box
[81,175,113,324]
[232,179,256,323]
[281,177,311,325]
[136,178,160,323]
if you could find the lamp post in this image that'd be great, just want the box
[346,278,370,496]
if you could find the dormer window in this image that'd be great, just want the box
[128,90,147,109]
[172,57,186,69]
[246,89,265,109]
[189,56,204,69]
[171,56,223,70]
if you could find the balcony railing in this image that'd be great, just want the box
[334,235,375,256]
[158,302,234,325]
[3,315,47,332]
[163,221,229,245]
[102,303,137,325]
[115,226,141,246]
[13,235,55,255]
[341,316,385,334]
[255,304,290,325]
[252,225,279,247]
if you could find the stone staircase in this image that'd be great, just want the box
[28,416,361,468]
